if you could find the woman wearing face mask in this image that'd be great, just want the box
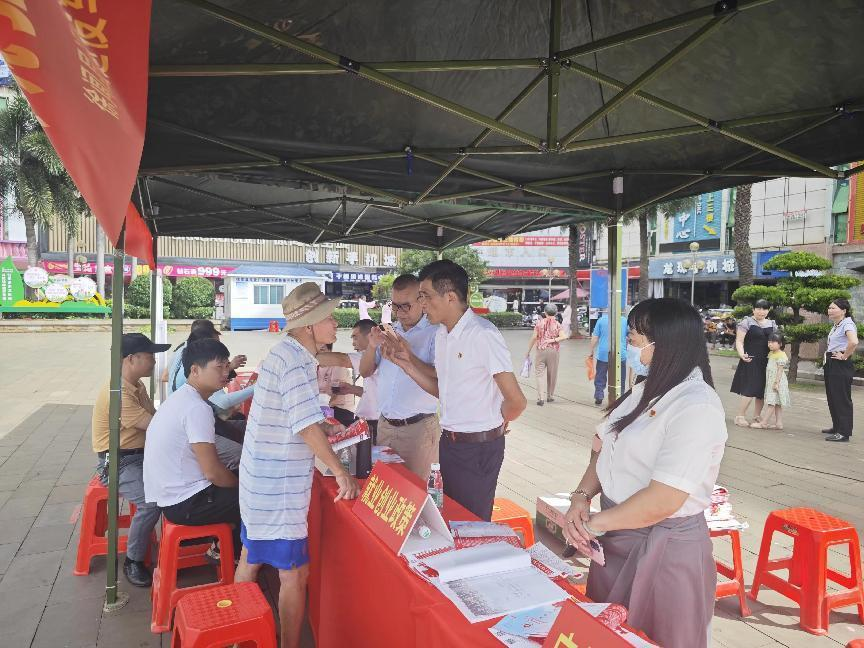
[730,299,776,427]
[627,339,650,388]
[562,298,727,648]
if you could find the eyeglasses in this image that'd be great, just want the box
[392,300,417,313]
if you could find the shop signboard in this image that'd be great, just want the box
[575,223,593,268]
[332,272,384,283]
[649,254,739,281]
[658,190,727,253]
[472,227,569,269]
[588,269,628,310]
[353,463,453,557]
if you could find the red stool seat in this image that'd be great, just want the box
[171,582,276,647]
[151,519,236,634]
[711,528,750,616]
[74,475,137,576]
[750,507,864,635]
[491,498,535,547]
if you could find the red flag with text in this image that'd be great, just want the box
[0,0,153,263]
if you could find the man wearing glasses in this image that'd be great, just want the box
[360,274,440,481]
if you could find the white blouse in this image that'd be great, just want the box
[595,369,728,517]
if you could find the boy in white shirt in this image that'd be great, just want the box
[143,338,242,558]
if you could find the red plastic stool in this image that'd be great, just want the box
[171,582,276,647]
[151,520,236,634]
[74,475,137,576]
[711,529,751,616]
[492,498,535,547]
[847,641,864,648]
[750,508,864,635]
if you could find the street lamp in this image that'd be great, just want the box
[547,256,554,304]
[682,241,705,305]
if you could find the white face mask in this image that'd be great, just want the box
[626,341,654,376]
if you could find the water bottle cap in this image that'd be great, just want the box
[431,463,440,471]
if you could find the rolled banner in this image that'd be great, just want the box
[596,603,628,630]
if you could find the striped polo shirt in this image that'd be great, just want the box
[239,336,324,540]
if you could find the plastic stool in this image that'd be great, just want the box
[74,475,136,576]
[151,520,236,634]
[750,507,864,635]
[711,529,750,616]
[171,582,276,647]
[491,498,535,547]
[847,641,864,648]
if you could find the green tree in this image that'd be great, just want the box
[372,273,396,302]
[172,277,215,319]
[0,92,86,267]
[732,251,860,382]
[396,246,488,288]
[125,273,173,319]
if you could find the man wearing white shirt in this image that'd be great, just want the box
[358,294,376,320]
[143,338,243,558]
[360,275,440,481]
[384,261,527,520]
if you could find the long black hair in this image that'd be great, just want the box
[606,298,714,434]
[831,297,855,322]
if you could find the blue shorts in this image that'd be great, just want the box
[240,522,310,571]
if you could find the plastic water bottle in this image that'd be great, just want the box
[338,447,351,475]
[427,463,444,509]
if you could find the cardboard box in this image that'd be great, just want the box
[535,493,599,546]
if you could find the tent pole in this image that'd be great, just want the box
[608,177,624,405]
[546,0,562,149]
[104,229,128,611]
[149,237,158,397]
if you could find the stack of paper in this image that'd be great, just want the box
[422,542,568,623]
[449,520,523,549]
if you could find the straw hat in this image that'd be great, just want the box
[281,282,338,329]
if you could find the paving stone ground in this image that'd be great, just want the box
[0,329,862,647]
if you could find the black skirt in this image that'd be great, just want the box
[730,324,773,397]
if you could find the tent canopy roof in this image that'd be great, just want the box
[140,0,864,248]
[227,264,320,278]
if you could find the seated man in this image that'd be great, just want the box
[143,338,243,559]
[92,332,170,588]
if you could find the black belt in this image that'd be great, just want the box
[442,425,506,443]
[381,413,434,427]
[97,448,144,459]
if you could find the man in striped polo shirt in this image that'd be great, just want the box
[235,282,360,648]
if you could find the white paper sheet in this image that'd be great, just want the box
[423,541,529,582]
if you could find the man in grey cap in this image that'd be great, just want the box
[91,333,170,587]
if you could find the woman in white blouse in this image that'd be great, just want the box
[563,298,727,648]
[823,298,859,442]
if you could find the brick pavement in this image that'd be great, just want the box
[0,329,862,646]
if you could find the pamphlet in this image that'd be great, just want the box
[529,542,582,579]
[424,542,568,623]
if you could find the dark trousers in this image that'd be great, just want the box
[162,484,242,559]
[824,357,854,437]
[594,360,627,402]
[368,419,378,445]
[439,434,505,521]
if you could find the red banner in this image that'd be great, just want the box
[353,463,428,555]
[542,600,635,648]
[0,0,153,258]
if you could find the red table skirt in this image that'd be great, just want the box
[307,471,588,648]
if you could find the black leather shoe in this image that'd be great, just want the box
[825,433,849,442]
[123,558,152,587]
[536,399,544,406]
[594,399,602,406]
[821,428,834,434]
[547,397,555,403]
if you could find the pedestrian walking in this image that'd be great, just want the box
[823,298,859,442]
[751,332,790,430]
[730,299,776,427]
[525,303,568,405]
[589,308,628,405]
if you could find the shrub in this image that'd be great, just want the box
[333,308,381,328]
[125,274,172,318]
[172,277,214,319]
[479,312,523,328]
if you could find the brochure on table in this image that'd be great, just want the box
[353,462,453,557]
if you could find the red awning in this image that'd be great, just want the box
[0,0,154,265]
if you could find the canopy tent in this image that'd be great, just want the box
[4,0,864,613]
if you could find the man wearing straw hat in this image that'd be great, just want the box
[235,282,360,648]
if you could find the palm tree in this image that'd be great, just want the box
[630,195,697,300]
[732,184,754,286]
[0,92,84,267]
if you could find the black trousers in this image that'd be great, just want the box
[162,484,242,559]
[439,434,505,521]
[824,357,854,437]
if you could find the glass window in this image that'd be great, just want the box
[253,285,269,304]
[269,284,284,304]
[253,284,284,304]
